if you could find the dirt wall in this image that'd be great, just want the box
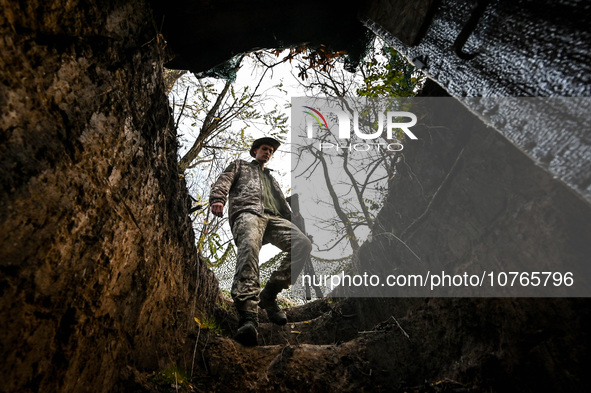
[0,1,219,392]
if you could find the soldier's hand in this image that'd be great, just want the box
[211,202,224,217]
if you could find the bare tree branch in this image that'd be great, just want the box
[313,148,360,251]
[175,86,190,130]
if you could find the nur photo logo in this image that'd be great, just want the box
[301,104,417,152]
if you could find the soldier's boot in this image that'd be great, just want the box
[259,282,288,326]
[234,311,258,346]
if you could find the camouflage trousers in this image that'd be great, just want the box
[230,212,312,312]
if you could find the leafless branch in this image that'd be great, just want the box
[175,86,190,130]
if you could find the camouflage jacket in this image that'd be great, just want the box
[209,159,292,226]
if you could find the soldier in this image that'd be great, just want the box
[209,137,312,346]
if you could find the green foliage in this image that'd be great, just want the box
[194,316,224,335]
[357,47,424,98]
[151,365,193,391]
[198,231,235,270]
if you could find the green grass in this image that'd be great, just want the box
[151,364,193,391]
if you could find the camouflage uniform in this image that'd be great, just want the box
[210,159,312,313]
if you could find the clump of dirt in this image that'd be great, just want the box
[137,296,589,393]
